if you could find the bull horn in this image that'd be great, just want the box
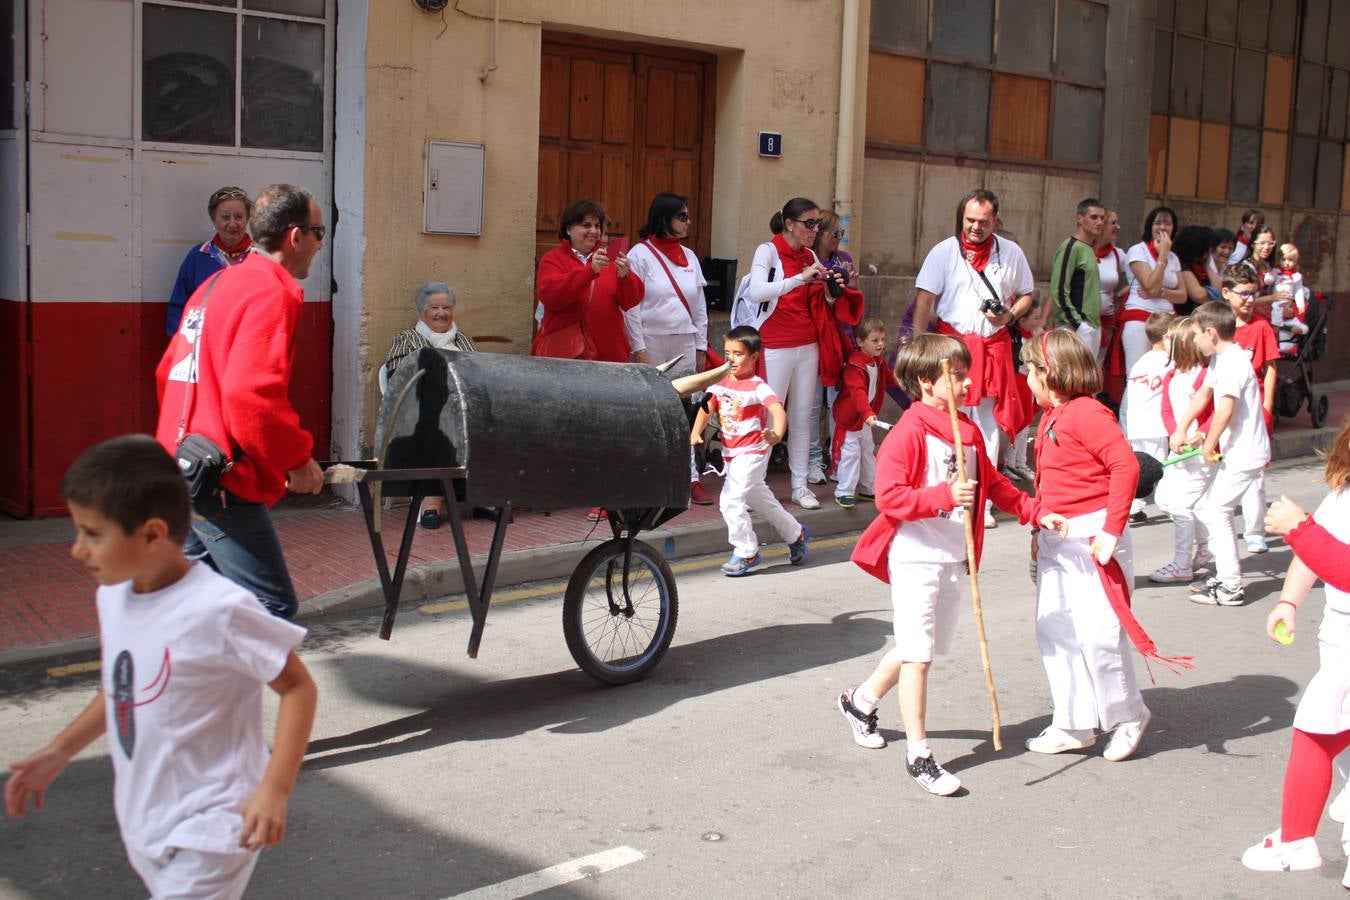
[654,354,685,374]
[671,361,731,397]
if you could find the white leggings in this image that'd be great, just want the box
[1121,319,1153,374]
[764,343,820,490]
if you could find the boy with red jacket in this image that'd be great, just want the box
[832,317,895,509]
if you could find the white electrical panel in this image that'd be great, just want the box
[424,140,485,235]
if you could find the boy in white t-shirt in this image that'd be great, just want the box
[1169,300,1273,607]
[1120,311,1174,519]
[5,436,318,899]
[692,325,808,576]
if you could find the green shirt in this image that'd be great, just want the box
[1050,237,1101,329]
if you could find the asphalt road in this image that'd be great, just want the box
[1,461,1345,898]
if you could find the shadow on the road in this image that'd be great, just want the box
[305,610,891,771]
[0,754,592,899]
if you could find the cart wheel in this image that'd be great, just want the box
[563,538,678,685]
[1312,393,1330,428]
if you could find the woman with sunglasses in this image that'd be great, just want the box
[808,210,858,482]
[166,186,254,335]
[748,197,863,509]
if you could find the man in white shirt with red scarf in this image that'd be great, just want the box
[910,189,1035,527]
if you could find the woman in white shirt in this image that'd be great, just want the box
[1123,206,1187,372]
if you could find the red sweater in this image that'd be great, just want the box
[851,402,1043,582]
[155,253,313,505]
[1033,395,1139,536]
[1286,516,1350,594]
[833,348,895,431]
[534,241,642,362]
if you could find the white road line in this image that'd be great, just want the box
[444,846,645,899]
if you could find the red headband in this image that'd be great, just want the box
[1039,331,1053,370]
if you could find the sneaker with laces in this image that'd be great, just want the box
[1247,537,1269,554]
[788,526,809,565]
[856,490,875,502]
[1188,577,1223,605]
[1214,581,1246,606]
[807,463,828,485]
[834,494,856,509]
[1149,562,1194,584]
[1192,547,1215,570]
[1102,706,1151,761]
[720,553,761,577]
[1241,830,1322,872]
[791,486,820,509]
[906,754,962,796]
[1025,727,1096,754]
[836,687,886,749]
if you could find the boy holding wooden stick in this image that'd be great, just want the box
[842,334,1062,795]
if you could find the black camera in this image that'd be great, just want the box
[824,271,844,298]
[980,296,1006,316]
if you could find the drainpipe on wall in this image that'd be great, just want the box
[833,0,860,249]
[478,0,500,81]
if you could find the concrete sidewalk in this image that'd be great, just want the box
[3,380,1346,667]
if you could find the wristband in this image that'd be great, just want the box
[1276,599,1299,608]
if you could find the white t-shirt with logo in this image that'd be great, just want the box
[1124,241,1181,314]
[1204,343,1271,470]
[98,562,306,857]
[1122,349,1171,441]
[888,434,978,563]
[915,235,1034,337]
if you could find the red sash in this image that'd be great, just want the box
[935,321,1034,436]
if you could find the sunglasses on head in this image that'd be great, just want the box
[212,188,248,202]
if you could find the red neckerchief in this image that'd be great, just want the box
[910,399,979,448]
[649,235,688,267]
[1145,240,1159,262]
[959,232,993,272]
[1236,235,1249,248]
[1190,261,1210,284]
[212,233,252,264]
[1278,266,1296,277]
[772,232,814,274]
[1093,242,1115,261]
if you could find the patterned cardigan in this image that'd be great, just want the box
[383,327,476,381]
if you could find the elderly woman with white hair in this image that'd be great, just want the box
[381,281,476,528]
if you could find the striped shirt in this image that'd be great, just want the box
[707,376,780,458]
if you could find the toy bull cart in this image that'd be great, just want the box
[323,350,725,685]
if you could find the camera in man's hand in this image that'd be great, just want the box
[980,296,1006,317]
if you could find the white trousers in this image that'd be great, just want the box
[1075,322,1102,361]
[1154,460,1211,568]
[645,332,702,482]
[834,426,876,497]
[720,450,802,558]
[1195,463,1264,585]
[764,343,819,490]
[1036,512,1145,732]
[962,396,1002,466]
[127,845,258,900]
[1240,474,1267,544]
[1121,319,1153,375]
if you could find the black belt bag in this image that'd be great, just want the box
[175,434,233,500]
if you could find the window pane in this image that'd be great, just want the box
[997,0,1053,74]
[245,0,327,16]
[926,63,989,153]
[1327,68,1348,141]
[1300,0,1329,63]
[1237,0,1270,47]
[1331,4,1350,68]
[1058,0,1108,82]
[1267,0,1297,55]
[870,0,928,55]
[1051,84,1102,164]
[1315,140,1343,209]
[1232,49,1266,126]
[1202,43,1234,121]
[241,16,324,151]
[1152,31,1173,114]
[142,5,236,146]
[1207,0,1238,41]
[990,73,1049,159]
[1294,63,1325,135]
[932,0,993,63]
[1228,126,1261,201]
[1171,36,1204,118]
[1174,0,1206,34]
[866,53,925,145]
[1288,136,1317,207]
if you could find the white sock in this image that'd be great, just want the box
[907,738,930,764]
[852,685,879,715]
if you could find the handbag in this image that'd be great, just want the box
[533,320,590,359]
[173,273,235,499]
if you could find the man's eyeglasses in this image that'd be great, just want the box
[674,211,690,222]
[795,218,821,230]
[293,224,326,241]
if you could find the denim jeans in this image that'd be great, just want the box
[184,491,298,619]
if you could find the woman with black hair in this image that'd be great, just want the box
[1122,205,1187,371]
[1174,225,1219,312]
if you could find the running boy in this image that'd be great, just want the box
[1230,262,1279,553]
[840,333,1063,795]
[5,435,318,899]
[832,316,896,509]
[1170,295,1272,606]
[1121,310,1173,521]
[692,325,808,576]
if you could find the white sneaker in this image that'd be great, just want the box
[836,687,886,749]
[806,463,827,485]
[906,754,962,796]
[791,486,820,509]
[1149,562,1194,584]
[1025,726,1096,754]
[1328,783,1350,823]
[1102,706,1151,761]
[1241,830,1322,872]
[1247,537,1270,554]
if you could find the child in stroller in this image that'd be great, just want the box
[1274,290,1334,429]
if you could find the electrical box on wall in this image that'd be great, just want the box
[424,140,485,235]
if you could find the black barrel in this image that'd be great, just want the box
[375,349,690,509]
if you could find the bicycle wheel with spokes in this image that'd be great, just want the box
[562,538,678,685]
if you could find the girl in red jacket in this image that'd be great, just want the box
[1023,328,1180,762]
[831,316,895,509]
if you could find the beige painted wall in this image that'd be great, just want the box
[353,0,866,445]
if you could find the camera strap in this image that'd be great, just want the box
[176,271,225,446]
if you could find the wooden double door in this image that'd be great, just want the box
[536,35,716,266]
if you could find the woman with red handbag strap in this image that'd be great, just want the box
[533,199,641,361]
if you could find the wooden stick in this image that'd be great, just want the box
[942,358,1003,751]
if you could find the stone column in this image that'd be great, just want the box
[1100,0,1156,235]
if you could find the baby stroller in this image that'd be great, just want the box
[1274,292,1333,429]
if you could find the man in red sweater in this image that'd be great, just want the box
[156,183,326,619]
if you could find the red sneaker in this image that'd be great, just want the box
[689,481,715,505]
